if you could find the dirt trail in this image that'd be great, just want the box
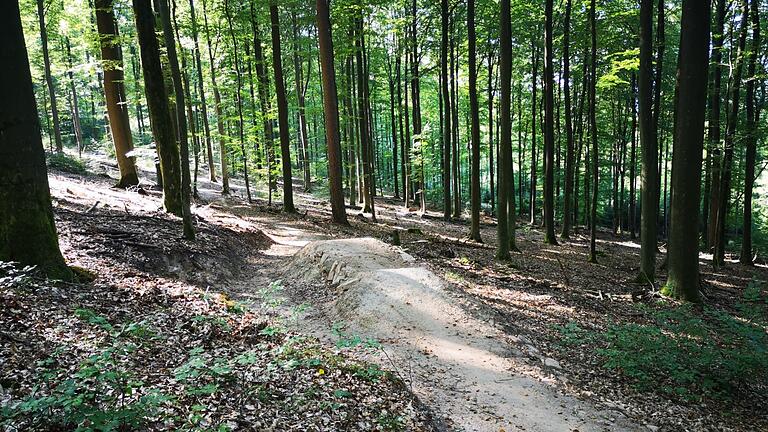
[243,219,643,432]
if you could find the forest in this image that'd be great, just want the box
[1,0,767,430]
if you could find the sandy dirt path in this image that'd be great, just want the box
[233,216,644,432]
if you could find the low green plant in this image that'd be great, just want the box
[574,287,768,401]
[2,311,170,430]
[46,152,88,175]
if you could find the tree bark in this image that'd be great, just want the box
[95,0,139,187]
[560,0,574,240]
[441,0,452,219]
[133,0,183,216]
[159,0,194,239]
[202,0,229,194]
[638,0,659,280]
[740,0,760,265]
[37,0,64,153]
[468,0,482,241]
[666,0,710,301]
[497,0,516,259]
[270,4,295,212]
[188,0,216,182]
[543,0,557,244]
[316,0,348,224]
[588,0,598,263]
[713,0,749,267]
[0,1,72,280]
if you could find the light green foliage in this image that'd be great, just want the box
[46,152,88,175]
[560,286,768,400]
[3,311,169,431]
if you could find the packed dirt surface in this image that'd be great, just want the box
[279,237,642,432]
[31,153,768,431]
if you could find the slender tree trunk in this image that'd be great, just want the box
[1,0,72,280]
[530,41,538,225]
[713,0,749,267]
[202,0,229,194]
[316,0,347,224]
[705,0,726,248]
[387,56,400,199]
[560,0,574,240]
[37,0,64,153]
[159,0,194,239]
[132,0,183,216]
[588,0,598,263]
[543,0,557,244]
[488,52,496,216]
[188,0,216,182]
[95,0,139,187]
[355,15,376,219]
[666,0,710,301]
[497,0,513,259]
[740,0,760,265]
[270,4,295,212]
[441,0,452,219]
[468,0,482,241]
[65,38,84,156]
[629,74,638,238]
[224,0,252,203]
[291,12,312,192]
[638,0,659,280]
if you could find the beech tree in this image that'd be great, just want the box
[132,0,183,216]
[1,0,71,280]
[665,0,711,302]
[95,0,139,188]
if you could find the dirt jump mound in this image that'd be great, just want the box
[286,237,642,432]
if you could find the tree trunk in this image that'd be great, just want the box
[158,0,194,239]
[291,12,312,193]
[588,0,598,263]
[133,0,183,216]
[530,41,538,225]
[316,0,348,224]
[224,0,252,203]
[543,0,557,244]
[37,0,64,153]
[560,0,574,240]
[202,0,229,194]
[441,0,452,219]
[65,38,84,156]
[497,0,516,259]
[713,0,749,267]
[0,1,72,280]
[740,0,759,265]
[468,0,482,241]
[488,52,495,216]
[270,4,295,212]
[629,73,638,239]
[638,0,658,280]
[705,0,726,248]
[355,15,376,219]
[95,0,139,187]
[666,0,710,301]
[188,0,216,182]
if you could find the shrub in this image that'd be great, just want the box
[46,152,87,175]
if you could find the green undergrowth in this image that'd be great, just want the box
[46,152,88,175]
[0,267,423,431]
[556,282,768,401]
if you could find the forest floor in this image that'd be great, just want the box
[2,151,767,431]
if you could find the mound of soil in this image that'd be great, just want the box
[285,237,641,432]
